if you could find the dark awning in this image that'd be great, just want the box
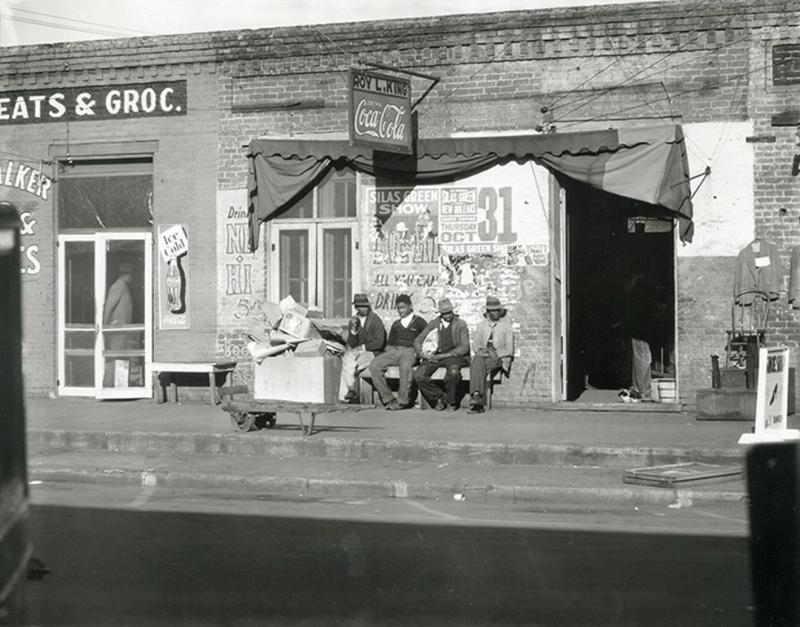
[247,125,694,250]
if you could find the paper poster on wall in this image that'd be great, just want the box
[363,162,550,312]
[157,223,189,329]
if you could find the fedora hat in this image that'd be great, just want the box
[485,296,504,311]
[437,298,454,314]
[352,293,371,307]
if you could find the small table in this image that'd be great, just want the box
[151,361,237,405]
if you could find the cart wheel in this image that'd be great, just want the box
[255,413,277,430]
[230,411,257,432]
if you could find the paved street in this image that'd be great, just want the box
[20,482,752,627]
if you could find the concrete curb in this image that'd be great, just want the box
[28,428,745,469]
[29,466,747,507]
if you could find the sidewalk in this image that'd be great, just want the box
[25,396,763,506]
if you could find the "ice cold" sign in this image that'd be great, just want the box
[0,81,187,125]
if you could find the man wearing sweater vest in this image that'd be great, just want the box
[368,294,427,410]
[413,298,470,411]
[339,293,386,404]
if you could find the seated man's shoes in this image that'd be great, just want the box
[467,405,485,414]
[445,404,458,412]
[385,399,402,411]
[434,398,447,411]
[343,390,360,405]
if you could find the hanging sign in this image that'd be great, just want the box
[348,69,412,154]
[739,346,800,444]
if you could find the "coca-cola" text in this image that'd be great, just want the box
[354,99,407,142]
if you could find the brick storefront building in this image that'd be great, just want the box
[0,0,797,407]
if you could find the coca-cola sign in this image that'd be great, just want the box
[349,69,413,154]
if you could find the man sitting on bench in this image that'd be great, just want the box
[467,296,515,414]
[368,294,427,411]
[413,298,470,411]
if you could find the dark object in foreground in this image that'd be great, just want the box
[747,442,800,626]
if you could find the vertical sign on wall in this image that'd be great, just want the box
[157,224,189,329]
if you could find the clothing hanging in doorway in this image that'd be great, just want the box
[734,238,781,305]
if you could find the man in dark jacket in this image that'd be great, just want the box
[413,298,470,411]
[339,293,386,403]
[368,294,427,410]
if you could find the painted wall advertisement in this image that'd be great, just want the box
[157,224,189,329]
[216,189,268,370]
[364,162,550,313]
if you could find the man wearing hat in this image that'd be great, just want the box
[467,296,515,414]
[413,298,470,411]
[339,293,386,404]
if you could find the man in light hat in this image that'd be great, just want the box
[467,295,515,414]
[339,293,386,404]
[413,297,470,411]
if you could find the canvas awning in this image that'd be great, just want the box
[246,125,694,250]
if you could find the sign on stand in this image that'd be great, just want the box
[739,346,800,444]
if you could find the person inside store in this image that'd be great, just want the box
[619,273,656,403]
[413,297,470,411]
[103,262,134,349]
[467,296,515,414]
[102,262,134,387]
[368,294,428,410]
[339,293,386,404]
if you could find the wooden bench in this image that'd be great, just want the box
[359,365,503,408]
[151,361,237,405]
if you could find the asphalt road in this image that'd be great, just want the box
[20,483,753,627]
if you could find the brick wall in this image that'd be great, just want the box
[3,0,800,402]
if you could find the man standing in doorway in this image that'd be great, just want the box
[413,298,470,411]
[621,274,655,402]
[368,294,427,410]
[467,296,515,414]
[339,293,386,404]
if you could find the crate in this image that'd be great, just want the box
[254,354,341,403]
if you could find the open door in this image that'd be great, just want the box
[58,233,152,399]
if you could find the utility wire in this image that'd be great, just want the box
[550,8,744,126]
[0,12,141,39]
[599,23,672,125]
[9,7,152,36]
[551,0,793,124]
[546,0,712,112]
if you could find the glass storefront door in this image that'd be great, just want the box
[58,233,152,399]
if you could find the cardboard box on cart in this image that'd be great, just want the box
[253,352,342,403]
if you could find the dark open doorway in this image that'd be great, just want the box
[564,180,675,402]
